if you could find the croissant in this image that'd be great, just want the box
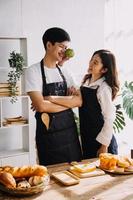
[99,153,133,171]
[1,164,47,178]
[117,157,130,168]
[0,172,16,188]
[99,153,118,170]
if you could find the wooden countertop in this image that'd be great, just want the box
[0,159,133,200]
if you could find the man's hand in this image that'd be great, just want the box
[97,145,108,157]
[58,56,69,66]
[44,96,53,102]
[31,103,36,112]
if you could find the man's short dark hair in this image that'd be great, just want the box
[42,27,71,49]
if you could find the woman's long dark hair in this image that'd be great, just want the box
[82,49,120,100]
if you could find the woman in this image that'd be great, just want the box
[79,49,120,159]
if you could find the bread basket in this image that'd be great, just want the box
[0,175,49,196]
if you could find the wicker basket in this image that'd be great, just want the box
[0,175,50,196]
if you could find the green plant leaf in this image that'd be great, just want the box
[113,104,126,133]
[122,81,133,120]
[7,51,25,103]
[113,121,121,133]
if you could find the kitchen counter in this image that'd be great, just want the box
[0,159,133,200]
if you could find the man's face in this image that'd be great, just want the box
[47,41,69,62]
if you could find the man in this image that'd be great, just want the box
[25,27,82,165]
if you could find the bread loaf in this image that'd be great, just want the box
[28,176,44,186]
[1,165,47,178]
[17,180,31,188]
[0,172,16,188]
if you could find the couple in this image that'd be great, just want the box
[25,27,119,166]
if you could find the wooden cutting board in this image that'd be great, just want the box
[51,170,80,186]
[69,167,105,178]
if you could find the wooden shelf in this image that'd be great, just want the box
[0,37,35,166]
[0,124,29,129]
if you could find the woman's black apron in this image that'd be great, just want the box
[79,86,118,159]
[35,60,82,165]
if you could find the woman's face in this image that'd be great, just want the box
[88,54,104,76]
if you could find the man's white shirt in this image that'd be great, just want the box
[25,62,78,93]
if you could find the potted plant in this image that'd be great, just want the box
[7,51,25,103]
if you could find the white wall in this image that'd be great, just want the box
[0,0,22,37]
[22,0,105,82]
[0,0,105,81]
[0,0,105,163]
[104,0,133,156]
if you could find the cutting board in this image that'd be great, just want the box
[69,167,105,178]
[51,170,80,186]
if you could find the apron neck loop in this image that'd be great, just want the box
[56,64,67,86]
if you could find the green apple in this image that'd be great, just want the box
[65,48,74,58]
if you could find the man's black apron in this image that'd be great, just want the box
[35,60,82,165]
[79,86,118,159]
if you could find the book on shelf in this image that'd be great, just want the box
[0,83,10,88]
[0,82,20,96]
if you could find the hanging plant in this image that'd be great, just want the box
[7,51,25,103]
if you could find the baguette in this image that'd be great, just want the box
[0,172,16,188]
[1,165,47,178]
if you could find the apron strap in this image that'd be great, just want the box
[40,59,48,96]
[56,65,67,85]
[40,60,68,96]
[56,65,67,95]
